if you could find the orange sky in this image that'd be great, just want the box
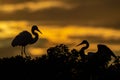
[0,21,120,57]
[0,0,120,57]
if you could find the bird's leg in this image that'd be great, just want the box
[23,46,27,57]
[21,47,23,57]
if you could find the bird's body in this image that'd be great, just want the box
[11,25,42,57]
[12,31,33,47]
[77,40,117,63]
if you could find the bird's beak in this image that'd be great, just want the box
[76,42,83,46]
[37,29,42,34]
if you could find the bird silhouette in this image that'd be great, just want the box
[97,44,117,58]
[77,40,117,63]
[77,40,89,62]
[11,25,42,57]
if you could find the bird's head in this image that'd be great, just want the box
[32,25,42,34]
[76,40,88,46]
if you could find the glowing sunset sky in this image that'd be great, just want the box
[0,0,120,57]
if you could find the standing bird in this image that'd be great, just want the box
[11,25,42,57]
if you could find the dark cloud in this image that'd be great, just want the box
[0,0,120,29]
[0,38,19,57]
[1,0,119,5]
[0,47,19,58]
[31,38,50,48]
[69,35,120,45]
[0,0,38,4]
[65,0,120,6]
[0,38,12,47]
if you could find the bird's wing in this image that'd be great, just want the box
[11,31,32,47]
[97,44,117,58]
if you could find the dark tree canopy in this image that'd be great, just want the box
[0,44,119,80]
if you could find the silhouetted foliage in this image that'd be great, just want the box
[0,44,119,80]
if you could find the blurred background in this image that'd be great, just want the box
[0,0,120,58]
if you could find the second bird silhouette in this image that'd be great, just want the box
[77,40,117,62]
[11,25,42,57]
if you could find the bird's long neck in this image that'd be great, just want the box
[80,42,89,52]
[30,29,39,44]
[79,42,89,61]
